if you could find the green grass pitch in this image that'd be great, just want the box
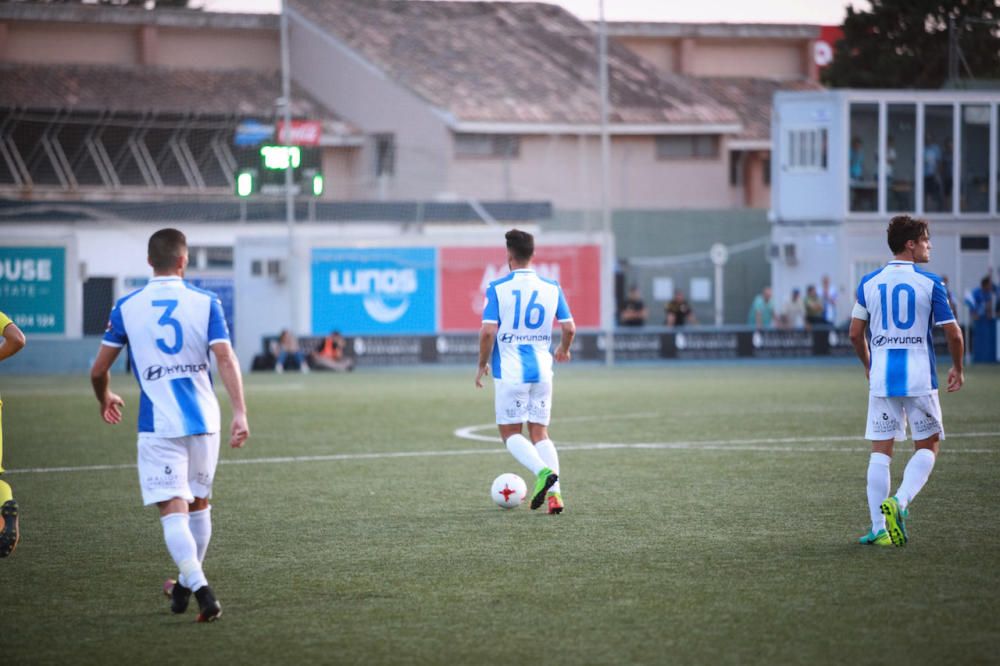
[2,361,999,664]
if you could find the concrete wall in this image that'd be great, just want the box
[2,20,277,70]
[447,134,736,209]
[689,41,807,79]
[617,35,808,79]
[287,7,452,201]
[4,21,138,65]
[154,27,278,71]
[618,37,677,73]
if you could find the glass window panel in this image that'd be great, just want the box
[923,105,953,212]
[887,104,916,212]
[849,103,878,212]
[961,104,989,213]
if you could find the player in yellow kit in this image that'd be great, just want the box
[0,310,27,557]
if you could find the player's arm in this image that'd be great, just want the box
[555,319,576,362]
[90,345,126,425]
[0,319,26,362]
[211,341,249,448]
[476,322,497,388]
[848,312,870,380]
[941,321,964,392]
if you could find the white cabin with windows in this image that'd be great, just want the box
[770,89,1000,325]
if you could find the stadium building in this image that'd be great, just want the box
[771,88,1000,333]
[1,0,842,369]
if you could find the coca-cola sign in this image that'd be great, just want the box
[277,120,323,146]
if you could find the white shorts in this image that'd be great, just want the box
[494,381,553,426]
[865,391,945,442]
[137,433,220,506]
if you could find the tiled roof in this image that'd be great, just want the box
[289,0,740,128]
[0,64,335,121]
[692,77,824,142]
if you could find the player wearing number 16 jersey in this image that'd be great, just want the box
[848,216,964,547]
[90,228,249,621]
[476,229,576,514]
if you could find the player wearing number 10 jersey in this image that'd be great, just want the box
[476,229,576,514]
[90,228,249,621]
[849,216,964,547]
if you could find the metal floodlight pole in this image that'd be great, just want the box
[598,0,614,366]
[280,1,298,333]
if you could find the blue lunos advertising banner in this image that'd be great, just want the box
[0,246,65,334]
[311,248,436,335]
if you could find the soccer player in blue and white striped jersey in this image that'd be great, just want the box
[849,216,964,547]
[476,229,576,514]
[90,228,249,620]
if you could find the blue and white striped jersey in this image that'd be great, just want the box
[102,276,230,436]
[853,261,955,397]
[482,269,573,384]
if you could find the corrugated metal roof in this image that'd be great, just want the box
[0,64,349,126]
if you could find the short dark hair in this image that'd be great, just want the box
[505,229,534,263]
[148,228,188,271]
[886,215,929,255]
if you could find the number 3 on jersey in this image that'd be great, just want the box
[152,299,184,354]
[878,283,916,330]
[512,290,546,329]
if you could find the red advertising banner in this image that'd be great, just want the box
[439,245,602,332]
[277,120,323,146]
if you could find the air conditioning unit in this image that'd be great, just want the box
[266,259,286,283]
[782,243,798,266]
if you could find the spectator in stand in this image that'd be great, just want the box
[968,276,997,321]
[619,285,647,327]
[804,285,826,328]
[820,274,838,325]
[275,329,308,374]
[665,289,697,327]
[310,330,355,372]
[780,288,806,329]
[747,286,775,330]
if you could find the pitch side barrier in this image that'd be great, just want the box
[257,327,951,368]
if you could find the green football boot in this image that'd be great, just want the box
[858,529,892,546]
[880,496,909,547]
[530,468,558,510]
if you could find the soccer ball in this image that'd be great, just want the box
[491,473,527,509]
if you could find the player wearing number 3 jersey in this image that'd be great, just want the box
[90,228,249,621]
[476,229,576,514]
[848,216,964,547]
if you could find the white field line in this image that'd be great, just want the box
[5,428,998,475]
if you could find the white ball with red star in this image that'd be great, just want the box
[491,473,527,509]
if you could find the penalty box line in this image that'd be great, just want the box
[6,429,1000,475]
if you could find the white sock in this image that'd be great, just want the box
[866,452,891,532]
[894,449,936,510]
[189,506,212,564]
[505,433,547,476]
[161,513,208,592]
[534,438,561,494]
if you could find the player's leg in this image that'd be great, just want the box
[0,401,19,558]
[184,433,222,621]
[496,383,554,509]
[140,435,215,619]
[860,396,904,545]
[883,394,944,546]
[0,479,18,558]
[528,383,562,514]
